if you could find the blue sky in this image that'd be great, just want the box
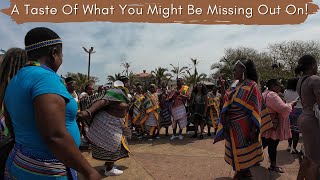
[1,1,320,85]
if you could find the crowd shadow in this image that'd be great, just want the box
[214,177,234,180]
[277,149,298,166]
[128,131,203,146]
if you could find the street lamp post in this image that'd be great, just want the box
[82,47,96,80]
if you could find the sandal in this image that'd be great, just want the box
[268,165,285,173]
[291,149,299,154]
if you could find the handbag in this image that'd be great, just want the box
[264,92,279,129]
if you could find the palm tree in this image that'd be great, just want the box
[128,71,137,86]
[66,72,99,92]
[170,63,188,80]
[190,58,201,84]
[151,67,171,85]
[183,70,207,86]
[121,62,131,77]
[107,73,122,83]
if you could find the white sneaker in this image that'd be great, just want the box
[170,135,177,140]
[105,167,123,176]
[178,135,184,140]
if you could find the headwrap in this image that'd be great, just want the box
[104,88,129,103]
[25,27,62,52]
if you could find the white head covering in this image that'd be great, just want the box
[113,80,124,88]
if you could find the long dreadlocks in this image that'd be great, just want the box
[0,48,28,136]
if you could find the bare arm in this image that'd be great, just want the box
[87,99,109,114]
[34,94,100,180]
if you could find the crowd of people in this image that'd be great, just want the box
[0,26,319,180]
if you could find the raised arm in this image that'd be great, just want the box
[34,94,100,180]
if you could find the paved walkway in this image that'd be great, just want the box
[79,131,301,180]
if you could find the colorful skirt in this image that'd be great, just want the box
[289,108,302,133]
[5,144,77,180]
[159,108,172,128]
[171,105,188,129]
[91,137,129,162]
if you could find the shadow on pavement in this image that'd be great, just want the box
[128,132,209,146]
[215,177,234,180]
[277,150,297,166]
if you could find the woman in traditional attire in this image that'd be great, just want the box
[158,81,172,136]
[214,59,263,179]
[139,84,160,140]
[190,83,208,139]
[295,55,320,179]
[284,78,302,154]
[4,27,100,180]
[206,85,220,136]
[0,48,28,179]
[79,82,131,176]
[262,79,295,173]
[169,78,189,140]
[131,85,145,139]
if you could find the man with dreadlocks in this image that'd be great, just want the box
[0,48,28,179]
[3,27,100,180]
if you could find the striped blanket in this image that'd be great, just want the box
[139,91,160,126]
[131,94,145,125]
[214,80,264,171]
[207,93,220,129]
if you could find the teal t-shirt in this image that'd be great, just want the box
[4,66,80,156]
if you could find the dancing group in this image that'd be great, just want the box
[0,26,319,180]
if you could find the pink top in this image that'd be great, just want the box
[262,89,292,141]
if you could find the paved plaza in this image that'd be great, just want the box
[80,130,301,180]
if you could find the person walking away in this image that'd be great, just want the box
[295,55,320,179]
[284,78,302,154]
[262,79,296,173]
[214,59,264,179]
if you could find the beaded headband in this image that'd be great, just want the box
[234,60,246,69]
[25,38,62,52]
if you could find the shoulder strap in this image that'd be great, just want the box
[299,75,311,101]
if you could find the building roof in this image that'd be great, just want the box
[136,70,152,78]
